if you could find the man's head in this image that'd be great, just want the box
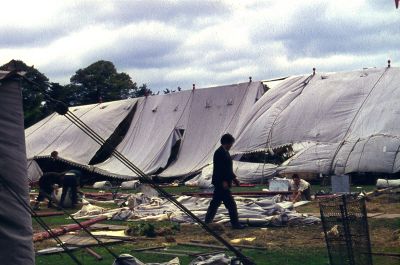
[292,174,300,185]
[220,133,235,151]
[50,151,58,160]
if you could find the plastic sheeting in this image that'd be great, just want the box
[25,98,137,164]
[0,75,35,265]
[233,67,400,175]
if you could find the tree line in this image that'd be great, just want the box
[1,60,155,127]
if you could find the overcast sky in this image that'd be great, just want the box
[1,0,399,91]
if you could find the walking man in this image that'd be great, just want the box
[205,134,244,229]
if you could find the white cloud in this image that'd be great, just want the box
[0,0,399,91]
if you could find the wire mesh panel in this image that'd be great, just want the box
[319,195,373,265]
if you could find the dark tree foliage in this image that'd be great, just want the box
[0,60,50,127]
[1,59,153,127]
[70,60,140,105]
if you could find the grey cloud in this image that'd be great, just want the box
[82,34,183,70]
[66,1,231,29]
[251,3,400,59]
[0,26,70,48]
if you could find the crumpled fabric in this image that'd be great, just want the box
[75,194,319,226]
[189,253,232,265]
[112,254,180,265]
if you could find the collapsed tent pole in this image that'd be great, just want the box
[33,216,107,242]
[53,100,255,265]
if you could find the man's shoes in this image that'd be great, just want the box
[232,224,245,230]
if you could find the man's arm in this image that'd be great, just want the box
[232,173,240,186]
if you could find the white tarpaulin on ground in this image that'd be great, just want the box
[232,67,400,175]
[25,99,137,164]
[73,193,320,226]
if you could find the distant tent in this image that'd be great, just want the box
[0,71,34,265]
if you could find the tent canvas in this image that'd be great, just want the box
[0,72,35,265]
[25,98,137,165]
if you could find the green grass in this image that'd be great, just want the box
[36,244,331,265]
[34,184,395,265]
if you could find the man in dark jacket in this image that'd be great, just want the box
[205,134,244,229]
[33,172,63,210]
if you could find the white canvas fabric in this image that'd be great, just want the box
[160,82,264,178]
[189,161,277,188]
[25,67,400,181]
[25,99,137,164]
[233,67,400,175]
[96,90,192,176]
[0,77,35,265]
[27,159,43,183]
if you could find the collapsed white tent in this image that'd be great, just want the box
[25,66,400,182]
[160,81,264,178]
[95,81,264,178]
[232,67,400,175]
[96,90,192,177]
[25,99,137,165]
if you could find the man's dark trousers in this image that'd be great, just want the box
[205,187,239,226]
[60,175,78,207]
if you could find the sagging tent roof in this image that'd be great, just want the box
[96,89,192,177]
[97,81,264,178]
[25,81,264,179]
[232,67,400,175]
[26,99,137,165]
[159,81,264,177]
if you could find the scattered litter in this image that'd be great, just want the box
[71,194,319,226]
[91,230,127,238]
[112,254,180,265]
[121,180,141,190]
[93,181,112,189]
[189,253,232,265]
[230,237,256,244]
[376,179,400,189]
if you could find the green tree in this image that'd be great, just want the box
[69,60,146,105]
[0,60,50,127]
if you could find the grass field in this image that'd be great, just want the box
[33,185,400,265]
